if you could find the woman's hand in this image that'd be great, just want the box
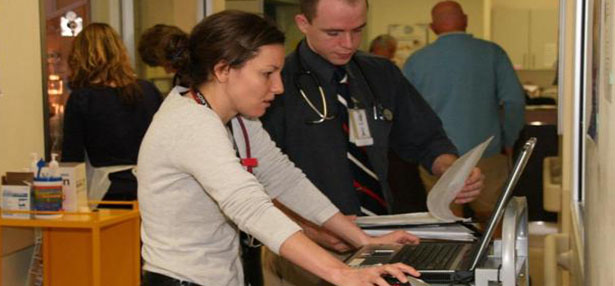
[368,230,420,245]
[332,263,420,286]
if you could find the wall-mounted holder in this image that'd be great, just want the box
[474,196,529,286]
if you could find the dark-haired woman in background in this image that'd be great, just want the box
[138,10,420,286]
[138,24,190,87]
[62,23,163,203]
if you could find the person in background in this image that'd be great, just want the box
[368,34,428,215]
[138,10,420,286]
[403,0,525,223]
[368,34,397,61]
[259,0,484,285]
[62,23,163,203]
[138,24,190,87]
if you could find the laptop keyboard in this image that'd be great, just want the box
[393,243,465,270]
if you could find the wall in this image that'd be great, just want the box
[492,0,558,10]
[134,0,201,82]
[585,0,615,284]
[366,0,485,42]
[0,0,45,284]
[226,0,263,14]
[366,0,484,66]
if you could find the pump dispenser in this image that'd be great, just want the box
[30,153,39,175]
[49,153,60,178]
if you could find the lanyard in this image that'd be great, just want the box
[189,89,258,173]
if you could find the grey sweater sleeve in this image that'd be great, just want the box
[239,117,339,226]
[170,109,301,254]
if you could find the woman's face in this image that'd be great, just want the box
[226,44,285,118]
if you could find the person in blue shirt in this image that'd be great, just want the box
[403,0,526,223]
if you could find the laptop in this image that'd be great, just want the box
[345,137,537,284]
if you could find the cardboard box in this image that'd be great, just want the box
[1,185,31,219]
[41,162,88,212]
[1,172,33,219]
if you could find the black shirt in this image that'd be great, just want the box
[261,40,457,215]
[62,80,162,198]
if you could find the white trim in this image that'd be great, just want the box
[205,0,214,16]
[360,207,378,216]
[347,153,379,180]
[196,0,205,21]
[572,0,587,246]
[121,0,135,68]
[573,0,584,205]
[337,94,348,107]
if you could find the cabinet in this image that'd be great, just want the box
[492,7,559,70]
[0,202,140,286]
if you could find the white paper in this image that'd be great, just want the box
[356,136,493,227]
[364,224,476,242]
[426,136,493,221]
[355,212,445,226]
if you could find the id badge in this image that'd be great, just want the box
[348,109,374,146]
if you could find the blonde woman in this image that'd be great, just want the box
[62,23,162,202]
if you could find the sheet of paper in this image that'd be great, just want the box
[426,136,494,221]
[363,224,476,241]
[356,212,448,226]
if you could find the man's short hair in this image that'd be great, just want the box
[299,0,367,22]
[369,34,397,53]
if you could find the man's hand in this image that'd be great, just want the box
[503,147,514,157]
[454,167,483,204]
[367,230,420,245]
[431,154,484,204]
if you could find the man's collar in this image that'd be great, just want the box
[437,31,470,38]
[298,39,342,83]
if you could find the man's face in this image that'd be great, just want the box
[295,0,367,66]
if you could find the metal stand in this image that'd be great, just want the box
[474,197,529,286]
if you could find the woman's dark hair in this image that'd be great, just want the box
[175,10,285,88]
[138,24,188,70]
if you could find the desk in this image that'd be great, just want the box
[0,202,140,286]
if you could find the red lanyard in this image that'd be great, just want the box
[189,89,258,173]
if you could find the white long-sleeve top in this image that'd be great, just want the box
[138,87,339,285]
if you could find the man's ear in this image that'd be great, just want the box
[212,61,230,83]
[295,14,310,34]
[429,23,438,35]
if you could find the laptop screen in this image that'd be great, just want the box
[468,137,536,270]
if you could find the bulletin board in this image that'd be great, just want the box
[387,23,429,66]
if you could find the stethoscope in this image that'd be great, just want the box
[293,44,394,124]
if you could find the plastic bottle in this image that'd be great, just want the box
[49,153,60,178]
[30,153,39,175]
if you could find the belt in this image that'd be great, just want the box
[143,271,202,286]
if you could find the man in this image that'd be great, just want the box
[260,0,484,285]
[403,1,525,223]
[368,34,397,61]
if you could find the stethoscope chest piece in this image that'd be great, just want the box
[383,108,394,121]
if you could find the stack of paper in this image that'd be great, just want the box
[356,137,494,241]
[363,224,476,242]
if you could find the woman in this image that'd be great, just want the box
[138,24,190,87]
[62,23,162,202]
[138,10,420,286]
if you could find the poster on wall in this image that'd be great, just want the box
[388,23,429,67]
